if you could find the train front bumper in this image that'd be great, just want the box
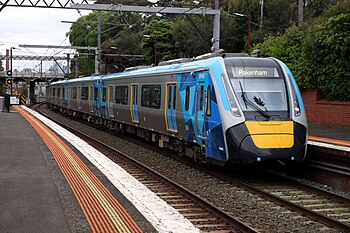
[225,121,307,164]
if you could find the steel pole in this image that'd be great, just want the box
[247,15,251,54]
[298,0,304,24]
[10,47,13,96]
[260,0,264,29]
[213,0,220,52]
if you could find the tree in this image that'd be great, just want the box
[305,1,350,100]
[143,19,175,64]
[67,11,144,75]
[253,25,312,88]
[253,1,350,101]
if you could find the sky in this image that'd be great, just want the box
[0,7,90,72]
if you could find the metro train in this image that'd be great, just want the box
[47,53,307,165]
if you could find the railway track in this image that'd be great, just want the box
[220,170,350,232]
[34,103,257,233]
[34,103,350,232]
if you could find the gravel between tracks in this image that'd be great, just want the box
[40,106,339,233]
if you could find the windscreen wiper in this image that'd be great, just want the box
[239,81,270,120]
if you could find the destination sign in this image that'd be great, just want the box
[231,67,279,78]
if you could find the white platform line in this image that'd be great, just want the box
[22,106,200,233]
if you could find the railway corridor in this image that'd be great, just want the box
[10,106,200,233]
[15,106,143,233]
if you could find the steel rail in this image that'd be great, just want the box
[205,169,350,233]
[35,103,258,233]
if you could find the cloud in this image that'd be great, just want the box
[0,7,89,70]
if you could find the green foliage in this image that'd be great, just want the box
[172,15,213,56]
[143,19,175,64]
[66,1,350,101]
[305,0,340,19]
[221,0,299,52]
[254,1,350,101]
[67,11,145,75]
[254,25,312,88]
[306,9,350,101]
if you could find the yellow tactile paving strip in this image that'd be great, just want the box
[15,106,143,233]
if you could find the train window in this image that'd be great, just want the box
[133,85,138,104]
[108,86,113,103]
[94,87,98,101]
[185,86,190,111]
[81,87,88,100]
[61,88,65,99]
[173,86,176,110]
[167,86,172,109]
[199,85,204,111]
[141,85,161,109]
[71,87,77,99]
[115,86,128,105]
[206,86,212,116]
[102,88,107,102]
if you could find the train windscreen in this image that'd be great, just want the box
[224,58,289,120]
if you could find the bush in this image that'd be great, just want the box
[306,11,350,101]
[253,25,312,89]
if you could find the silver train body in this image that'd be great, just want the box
[47,56,308,165]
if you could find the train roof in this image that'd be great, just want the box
[101,56,222,81]
[50,54,280,86]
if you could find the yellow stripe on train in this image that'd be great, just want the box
[245,121,294,149]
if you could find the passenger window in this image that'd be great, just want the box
[81,87,88,100]
[168,86,172,109]
[141,85,161,109]
[133,85,138,104]
[199,85,204,111]
[71,87,77,99]
[102,88,107,102]
[206,86,212,116]
[94,87,98,101]
[108,86,113,103]
[115,86,128,105]
[173,86,176,110]
[62,88,65,98]
[185,86,190,111]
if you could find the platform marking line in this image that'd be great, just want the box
[15,106,142,233]
[17,106,141,233]
[16,107,123,233]
[21,106,201,233]
[308,135,350,147]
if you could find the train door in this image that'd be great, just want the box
[89,85,94,113]
[93,82,100,116]
[60,87,63,106]
[107,85,114,118]
[195,73,206,141]
[77,86,81,110]
[100,84,108,119]
[130,84,139,123]
[63,83,68,108]
[165,82,177,132]
[68,87,71,108]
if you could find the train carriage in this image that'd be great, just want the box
[48,53,307,165]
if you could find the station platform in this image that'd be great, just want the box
[0,106,200,233]
[0,106,349,232]
[308,123,350,143]
[308,123,350,155]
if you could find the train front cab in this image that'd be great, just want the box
[223,57,307,164]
